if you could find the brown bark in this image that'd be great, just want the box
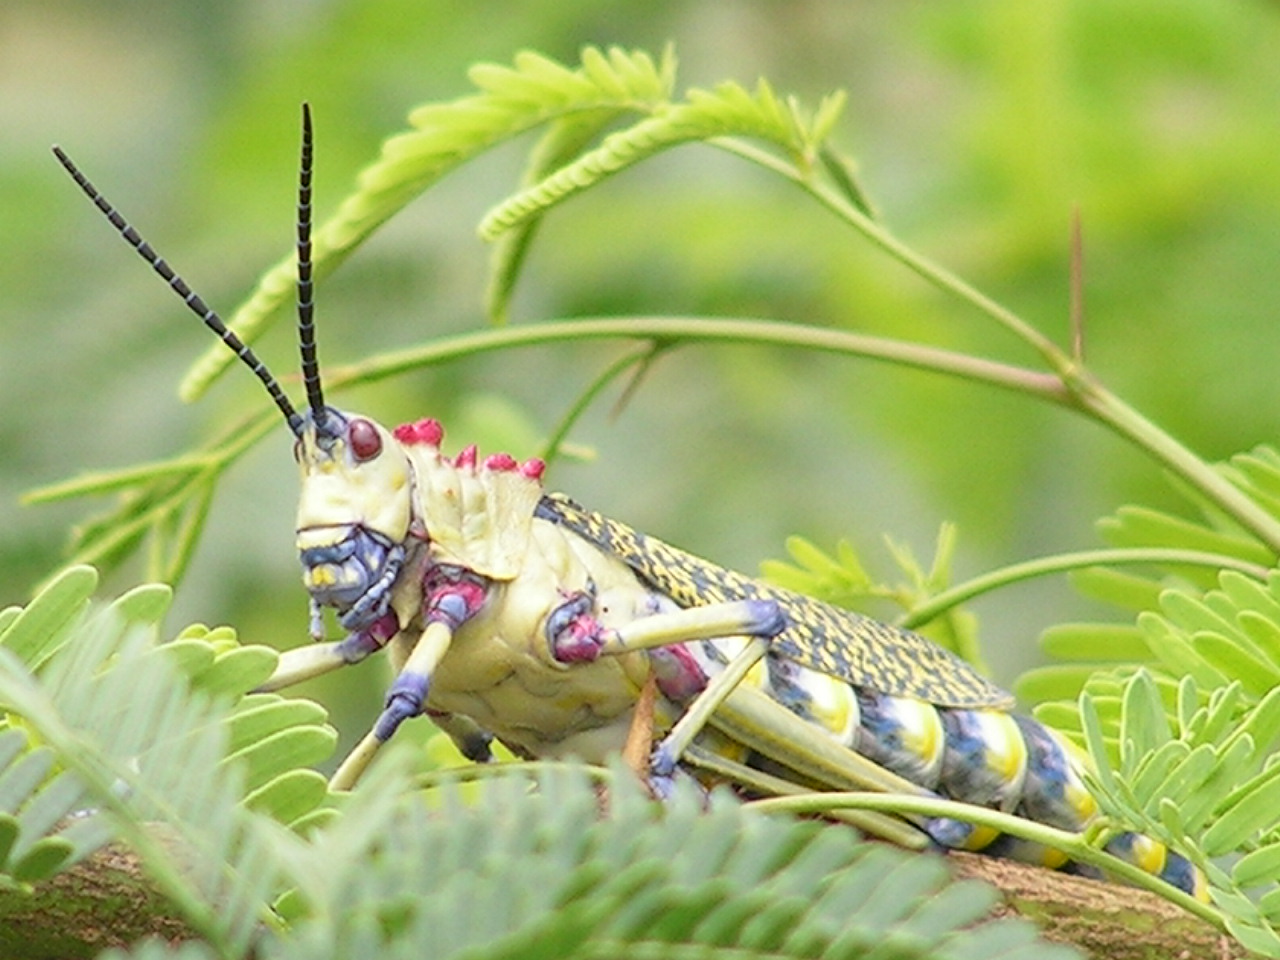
[0,842,1245,960]
[0,844,192,959]
[949,851,1244,960]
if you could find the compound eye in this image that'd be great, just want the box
[348,418,383,462]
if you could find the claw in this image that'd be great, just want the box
[375,671,429,742]
[334,611,400,664]
[459,732,494,764]
[647,770,677,801]
[649,738,680,782]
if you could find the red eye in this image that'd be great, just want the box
[348,418,382,461]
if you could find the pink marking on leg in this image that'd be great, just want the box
[369,610,400,643]
[552,616,611,662]
[423,566,489,629]
[649,644,709,701]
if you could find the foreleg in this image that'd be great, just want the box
[256,610,400,692]
[330,566,489,790]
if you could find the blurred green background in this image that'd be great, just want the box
[4,0,1280,747]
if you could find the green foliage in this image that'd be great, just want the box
[761,524,987,671]
[0,728,111,885]
[20,37,1280,956]
[1079,672,1280,955]
[1023,447,1280,718]
[180,46,680,401]
[0,566,340,914]
[260,768,1075,960]
[0,570,1077,960]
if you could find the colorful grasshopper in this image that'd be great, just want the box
[54,106,1205,899]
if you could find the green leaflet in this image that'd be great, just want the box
[180,46,678,402]
[1100,504,1273,570]
[1080,671,1280,955]
[258,764,1080,960]
[0,565,341,915]
[1040,622,1150,662]
[0,565,98,667]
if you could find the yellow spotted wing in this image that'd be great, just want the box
[536,493,1012,710]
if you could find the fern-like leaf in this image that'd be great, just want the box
[1020,444,1280,710]
[0,731,110,884]
[1031,567,1280,748]
[1080,671,1280,956]
[478,79,845,240]
[0,616,285,955]
[269,763,1079,960]
[761,527,985,668]
[180,45,676,402]
[0,566,342,953]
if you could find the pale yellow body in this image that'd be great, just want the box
[385,517,662,759]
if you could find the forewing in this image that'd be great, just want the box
[536,493,1013,710]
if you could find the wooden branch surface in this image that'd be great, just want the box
[0,841,1246,960]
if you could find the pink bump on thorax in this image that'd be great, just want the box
[393,418,444,447]
[481,451,545,481]
[484,452,518,471]
[392,417,544,481]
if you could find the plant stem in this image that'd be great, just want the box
[1072,382,1280,554]
[902,548,1272,630]
[322,315,1064,400]
[714,138,1069,367]
[747,790,1223,929]
[713,139,1280,556]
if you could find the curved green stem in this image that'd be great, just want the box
[330,315,1280,552]
[538,345,658,465]
[713,139,1280,555]
[321,315,1064,400]
[412,759,617,792]
[901,548,1273,630]
[1072,384,1280,555]
[712,138,1069,368]
[746,791,1222,929]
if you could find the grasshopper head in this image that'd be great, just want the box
[55,104,416,636]
[293,407,414,622]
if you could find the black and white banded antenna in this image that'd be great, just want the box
[52,108,330,438]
